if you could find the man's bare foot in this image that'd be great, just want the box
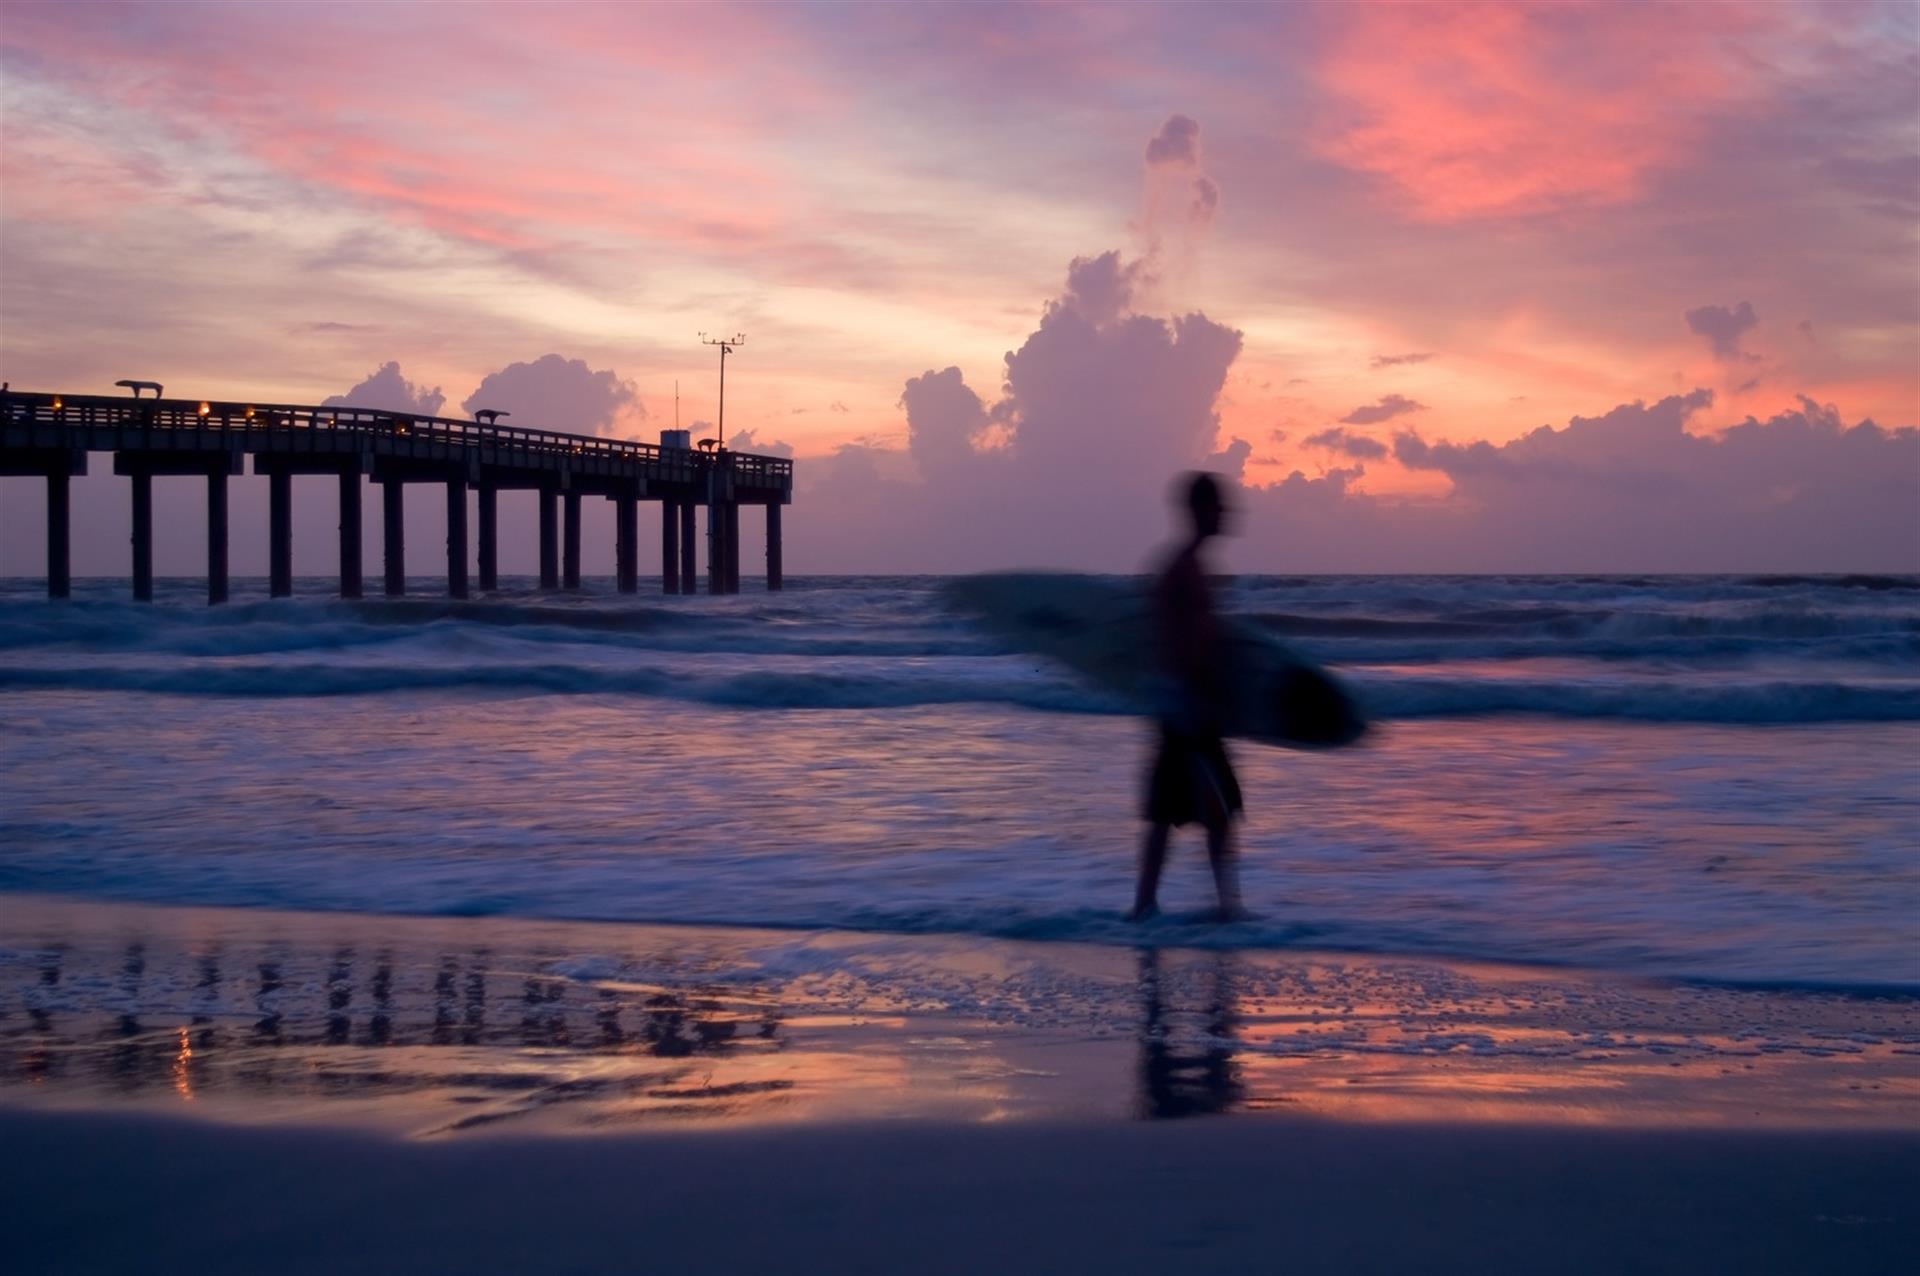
[1209,904,1253,924]
[1125,903,1160,923]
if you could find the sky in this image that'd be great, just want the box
[1,0,1915,575]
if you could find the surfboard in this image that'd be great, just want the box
[945,572,1367,748]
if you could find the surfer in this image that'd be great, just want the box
[1129,472,1246,923]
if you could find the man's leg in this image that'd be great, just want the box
[1205,816,1244,920]
[1130,823,1171,920]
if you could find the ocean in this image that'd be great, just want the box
[2,573,1915,993]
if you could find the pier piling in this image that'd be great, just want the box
[207,470,229,606]
[339,471,363,599]
[679,501,696,595]
[766,503,782,591]
[538,485,559,590]
[616,489,639,593]
[130,471,153,602]
[383,478,405,597]
[477,483,498,592]
[725,501,741,594]
[446,475,468,599]
[47,470,71,600]
[269,469,293,597]
[4,389,792,599]
[662,500,681,594]
[562,492,582,589]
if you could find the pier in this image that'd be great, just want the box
[1,388,792,602]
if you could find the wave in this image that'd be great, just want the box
[4,882,1909,995]
[5,592,1916,669]
[5,659,1917,724]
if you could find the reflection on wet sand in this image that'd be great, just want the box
[3,896,1915,1137]
[1137,949,1243,1119]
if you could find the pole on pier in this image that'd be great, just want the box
[477,483,498,592]
[446,475,469,599]
[678,500,696,596]
[766,503,783,592]
[562,491,582,589]
[207,470,229,605]
[269,469,293,598]
[662,500,680,594]
[339,472,363,599]
[615,490,638,594]
[46,471,70,600]
[538,485,559,590]
[724,501,741,594]
[383,478,406,597]
[130,471,153,602]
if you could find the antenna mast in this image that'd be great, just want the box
[698,332,746,448]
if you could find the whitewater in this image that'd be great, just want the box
[2,573,1915,991]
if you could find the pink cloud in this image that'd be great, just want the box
[1310,1,1774,220]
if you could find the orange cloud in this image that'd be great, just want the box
[1312,0,1774,220]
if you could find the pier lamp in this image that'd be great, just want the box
[198,401,211,417]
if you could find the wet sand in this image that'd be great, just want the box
[2,894,1915,1272]
[6,1108,1914,1275]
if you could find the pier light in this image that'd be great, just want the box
[198,401,211,417]
[51,396,64,410]
[245,406,256,420]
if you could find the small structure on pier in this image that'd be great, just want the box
[0,387,792,602]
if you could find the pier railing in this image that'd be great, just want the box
[2,386,792,600]
[0,390,794,490]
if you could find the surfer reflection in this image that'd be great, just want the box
[1129,472,1245,922]
[1136,948,1241,1119]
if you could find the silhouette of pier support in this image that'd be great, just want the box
[268,470,293,597]
[706,501,728,596]
[252,454,370,600]
[4,389,794,601]
[130,471,152,601]
[726,501,742,594]
[538,485,560,589]
[562,492,582,589]
[207,469,229,604]
[477,483,498,592]
[339,471,363,599]
[679,501,697,596]
[766,503,783,591]
[1,449,83,600]
[661,500,681,594]
[615,487,639,594]
[112,450,242,605]
[372,459,477,598]
[382,478,406,596]
[445,475,469,600]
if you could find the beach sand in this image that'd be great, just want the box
[2,894,1915,1273]
[8,1108,1914,1275]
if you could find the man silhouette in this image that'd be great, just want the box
[1129,472,1245,922]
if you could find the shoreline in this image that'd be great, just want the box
[3,893,1913,1138]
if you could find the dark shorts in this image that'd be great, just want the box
[1143,724,1243,827]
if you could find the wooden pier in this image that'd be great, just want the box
[0,389,792,602]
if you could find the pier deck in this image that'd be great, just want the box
[1,389,792,601]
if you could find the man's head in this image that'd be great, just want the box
[1178,471,1231,540]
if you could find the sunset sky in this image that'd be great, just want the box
[2,0,1915,573]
